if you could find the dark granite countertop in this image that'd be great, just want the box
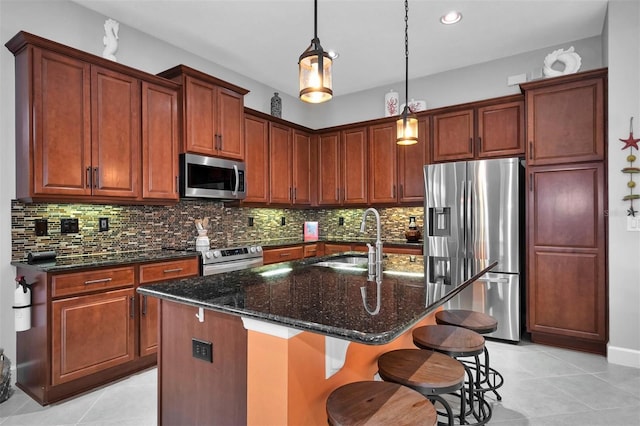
[11,250,200,272]
[138,253,496,345]
[258,238,423,249]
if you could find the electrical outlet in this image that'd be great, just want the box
[628,216,640,232]
[192,338,213,363]
[35,219,48,236]
[281,216,286,226]
[99,217,109,232]
[248,217,254,227]
[338,217,344,226]
[60,218,79,234]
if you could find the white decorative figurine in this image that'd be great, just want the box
[102,18,119,62]
[543,46,581,78]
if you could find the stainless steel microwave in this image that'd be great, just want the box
[179,153,246,200]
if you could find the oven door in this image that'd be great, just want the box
[202,258,263,276]
[180,153,246,200]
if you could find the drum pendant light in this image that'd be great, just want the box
[299,0,333,103]
[397,0,418,145]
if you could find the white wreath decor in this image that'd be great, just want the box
[543,46,581,77]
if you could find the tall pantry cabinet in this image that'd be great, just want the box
[521,69,608,355]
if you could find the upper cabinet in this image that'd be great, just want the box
[432,95,524,162]
[317,127,368,206]
[369,117,429,205]
[6,31,180,204]
[158,65,248,160]
[244,113,270,203]
[520,69,606,166]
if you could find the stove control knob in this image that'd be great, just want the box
[204,251,213,259]
[256,246,262,252]
[250,246,256,253]
[212,250,221,258]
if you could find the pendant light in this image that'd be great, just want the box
[397,0,418,145]
[298,0,333,103]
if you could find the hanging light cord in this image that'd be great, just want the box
[404,0,409,113]
[314,0,318,39]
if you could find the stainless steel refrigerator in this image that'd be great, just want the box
[423,157,523,342]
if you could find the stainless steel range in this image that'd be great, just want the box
[200,245,263,276]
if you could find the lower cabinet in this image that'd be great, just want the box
[263,245,305,265]
[15,255,199,405]
[52,288,135,385]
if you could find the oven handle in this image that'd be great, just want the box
[202,258,263,276]
[232,164,239,196]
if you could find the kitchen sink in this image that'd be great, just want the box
[312,256,368,269]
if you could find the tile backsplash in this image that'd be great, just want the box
[11,200,424,261]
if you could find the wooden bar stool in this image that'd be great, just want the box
[326,381,437,426]
[412,325,492,425]
[377,349,466,426]
[435,310,504,400]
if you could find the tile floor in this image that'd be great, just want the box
[0,338,639,425]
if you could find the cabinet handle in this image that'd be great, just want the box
[93,167,99,188]
[142,295,147,316]
[293,187,297,201]
[529,173,533,192]
[130,296,134,318]
[279,252,291,257]
[163,268,183,273]
[175,176,179,193]
[86,167,92,188]
[469,137,473,152]
[393,185,396,198]
[399,184,404,199]
[336,188,339,201]
[289,187,293,201]
[529,141,533,160]
[84,277,112,285]
[478,136,482,152]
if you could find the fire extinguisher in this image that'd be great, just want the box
[13,276,32,332]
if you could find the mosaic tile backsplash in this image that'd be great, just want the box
[11,200,424,261]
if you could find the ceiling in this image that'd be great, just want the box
[70,0,608,99]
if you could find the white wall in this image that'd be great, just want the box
[605,0,640,368]
[1,0,637,370]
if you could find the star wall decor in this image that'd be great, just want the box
[621,117,639,216]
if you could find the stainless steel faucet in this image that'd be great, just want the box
[360,208,383,283]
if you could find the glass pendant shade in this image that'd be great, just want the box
[299,39,333,103]
[396,107,419,145]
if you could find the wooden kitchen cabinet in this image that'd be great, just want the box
[369,117,429,205]
[141,81,179,201]
[7,31,181,205]
[323,243,354,255]
[317,128,368,206]
[52,288,135,385]
[158,65,248,160]
[432,95,524,162]
[527,162,607,354]
[244,114,270,203]
[269,122,293,204]
[292,129,314,205]
[263,246,305,265]
[521,69,606,166]
[138,258,199,356]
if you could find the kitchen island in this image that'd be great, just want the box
[138,253,496,425]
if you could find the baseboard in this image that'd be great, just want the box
[607,344,640,368]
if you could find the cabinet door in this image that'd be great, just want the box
[52,288,135,385]
[244,114,270,203]
[262,246,304,265]
[317,132,341,206]
[292,130,313,205]
[527,163,606,346]
[31,48,91,197]
[398,116,429,203]
[526,76,605,165]
[269,122,292,204]
[477,101,524,158]
[341,127,368,205]
[216,87,245,160]
[184,75,217,155]
[139,295,158,356]
[432,109,474,162]
[142,82,179,201]
[91,66,140,198]
[368,122,397,204]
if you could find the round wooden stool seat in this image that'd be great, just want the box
[435,310,498,334]
[326,381,437,426]
[413,324,485,357]
[378,349,465,425]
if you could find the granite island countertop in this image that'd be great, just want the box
[138,253,496,345]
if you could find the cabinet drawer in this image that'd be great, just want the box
[139,258,199,284]
[323,244,353,255]
[52,266,135,298]
[303,244,318,258]
[263,246,304,265]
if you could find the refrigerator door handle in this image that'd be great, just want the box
[476,277,510,284]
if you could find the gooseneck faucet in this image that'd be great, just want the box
[360,208,383,283]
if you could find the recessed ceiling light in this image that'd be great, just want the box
[440,10,462,25]
[327,50,339,60]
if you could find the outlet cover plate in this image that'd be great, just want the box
[192,338,213,363]
[35,219,48,236]
[99,217,109,232]
[60,218,79,234]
